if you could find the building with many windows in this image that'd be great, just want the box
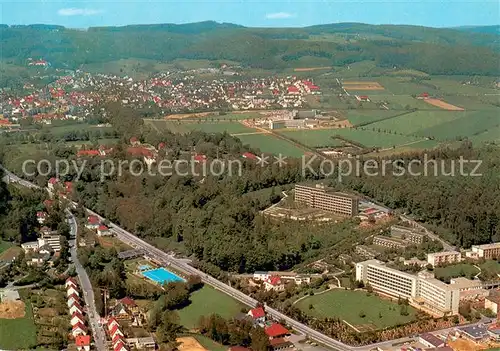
[427,251,461,267]
[390,225,426,244]
[373,235,411,250]
[294,184,359,216]
[471,243,500,260]
[356,260,460,315]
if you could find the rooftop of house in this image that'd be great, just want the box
[265,323,289,337]
[419,333,444,347]
[457,325,488,339]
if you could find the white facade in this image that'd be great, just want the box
[427,251,461,267]
[21,241,39,252]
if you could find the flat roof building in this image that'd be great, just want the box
[390,225,426,245]
[356,259,460,315]
[427,251,461,267]
[295,184,359,216]
[373,235,411,250]
[471,243,500,260]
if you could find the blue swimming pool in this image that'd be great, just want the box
[142,267,184,284]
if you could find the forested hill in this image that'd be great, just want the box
[0,21,499,75]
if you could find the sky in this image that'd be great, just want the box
[0,0,498,28]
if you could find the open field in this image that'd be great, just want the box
[434,263,480,281]
[0,246,22,262]
[177,336,208,351]
[368,111,466,136]
[367,95,439,110]
[294,66,332,72]
[416,110,500,141]
[345,110,407,126]
[296,289,417,330]
[343,81,384,90]
[0,290,37,350]
[177,286,244,329]
[471,125,500,144]
[334,128,421,148]
[184,122,256,134]
[376,77,440,96]
[236,133,306,157]
[424,98,465,111]
[97,236,132,252]
[277,129,346,148]
[42,123,115,136]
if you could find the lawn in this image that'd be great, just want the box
[0,240,13,255]
[334,128,421,148]
[277,129,346,148]
[177,286,244,329]
[236,133,306,157]
[434,263,480,281]
[193,334,227,351]
[0,289,37,350]
[368,111,466,136]
[296,289,417,329]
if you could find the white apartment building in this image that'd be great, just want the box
[38,234,61,252]
[471,243,500,260]
[355,260,418,299]
[356,260,460,315]
[427,251,461,267]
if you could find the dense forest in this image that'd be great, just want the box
[0,21,498,79]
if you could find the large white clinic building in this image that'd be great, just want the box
[356,260,460,316]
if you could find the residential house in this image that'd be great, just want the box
[69,301,83,315]
[427,251,461,267]
[119,297,138,312]
[110,302,132,321]
[264,276,285,292]
[253,271,270,281]
[113,341,128,351]
[125,337,156,350]
[85,216,100,230]
[75,335,91,351]
[71,311,85,326]
[68,293,80,308]
[67,285,80,298]
[108,317,120,331]
[97,225,111,236]
[109,323,124,339]
[21,241,39,252]
[247,307,266,324]
[66,277,78,289]
[419,333,445,348]
[72,322,87,337]
[36,211,47,224]
[48,177,59,191]
[270,338,294,351]
[39,244,54,256]
[265,323,290,340]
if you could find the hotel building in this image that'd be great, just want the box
[390,225,426,245]
[427,251,462,267]
[471,243,500,260]
[356,260,460,315]
[294,184,359,216]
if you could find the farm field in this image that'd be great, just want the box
[277,129,346,148]
[444,96,500,110]
[423,98,464,111]
[426,78,499,95]
[296,289,417,330]
[376,77,440,96]
[345,110,407,126]
[236,133,306,157]
[183,122,256,134]
[367,95,439,110]
[470,125,500,145]
[364,139,442,157]
[177,286,243,329]
[0,290,37,350]
[416,110,500,141]
[334,128,422,148]
[434,264,480,281]
[368,111,466,136]
[342,81,384,91]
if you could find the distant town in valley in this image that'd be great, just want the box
[0,18,499,351]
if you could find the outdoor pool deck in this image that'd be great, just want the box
[142,267,185,284]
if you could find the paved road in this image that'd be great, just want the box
[1,165,466,351]
[67,210,107,351]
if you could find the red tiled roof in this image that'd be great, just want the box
[36,211,47,218]
[114,341,127,351]
[75,335,90,346]
[107,317,118,326]
[109,323,122,337]
[112,333,123,344]
[194,154,207,162]
[270,338,289,346]
[71,311,85,322]
[77,150,100,157]
[72,321,87,331]
[48,177,59,184]
[267,276,282,286]
[265,323,289,338]
[43,199,54,208]
[249,307,265,319]
[158,142,166,150]
[126,147,154,158]
[287,86,299,93]
[120,297,136,306]
[68,293,80,302]
[242,152,257,160]
[66,277,77,285]
[87,216,99,224]
[98,225,109,231]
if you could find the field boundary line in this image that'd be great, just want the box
[353,110,416,128]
